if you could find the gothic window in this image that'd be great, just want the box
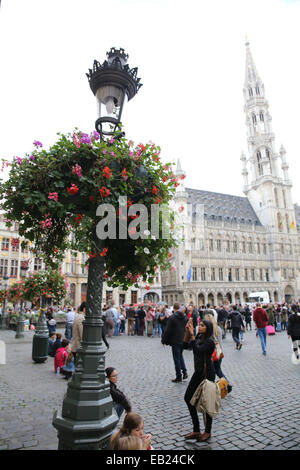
[226,240,230,253]
[209,239,213,251]
[242,241,246,253]
[216,239,221,252]
[259,112,264,122]
[251,269,255,281]
[228,268,232,282]
[266,270,270,282]
[219,268,223,281]
[248,241,253,253]
[252,114,257,124]
[282,190,287,208]
[260,268,263,281]
[263,243,267,254]
[257,242,260,254]
[277,213,283,232]
[257,151,263,175]
[200,268,206,281]
[244,268,248,281]
[192,267,197,281]
[249,88,253,97]
[211,268,216,281]
[266,148,272,173]
[235,268,240,281]
[286,214,290,232]
[256,85,260,95]
[274,188,279,207]
[233,240,238,253]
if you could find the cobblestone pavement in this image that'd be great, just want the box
[0,325,300,450]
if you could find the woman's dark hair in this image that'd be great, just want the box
[105,367,115,378]
[198,319,214,341]
[79,302,86,312]
[291,304,300,314]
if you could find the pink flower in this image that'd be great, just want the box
[48,192,58,202]
[72,164,82,178]
[73,134,80,148]
[39,214,52,229]
[33,140,43,148]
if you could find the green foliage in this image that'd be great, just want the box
[0,129,181,289]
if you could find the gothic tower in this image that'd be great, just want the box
[242,39,296,235]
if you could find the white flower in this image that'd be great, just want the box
[144,247,150,254]
[144,229,150,236]
[151,235,156,240]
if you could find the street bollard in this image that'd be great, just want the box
[32,307,49,363]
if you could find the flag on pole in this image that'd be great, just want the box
[187,264,192,282]
[290,220,296,232]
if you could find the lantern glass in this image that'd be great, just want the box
[96,85,127,135]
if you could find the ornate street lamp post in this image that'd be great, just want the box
[87,47,142,139]
[52,48,142,450]
[0,275,9,330]
[15,260,29,339]
[32,295,49,363]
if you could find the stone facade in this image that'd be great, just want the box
[161,41,300,306]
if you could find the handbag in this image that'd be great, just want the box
[217,377,229,399]
[215,340,224,360]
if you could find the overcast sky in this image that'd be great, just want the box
[1,0,300,204]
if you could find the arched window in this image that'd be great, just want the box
[266,148,272,173]
[259,112,264,122]
[274,188,279,207]
[252,114,257,124]
[257,151,263,175]
[249,88,253,97]
[256,85,260,95]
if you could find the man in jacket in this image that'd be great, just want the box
[162,302,188,382]
[71,302,86,361]
[228,305,245,350]
[253,303,269,355]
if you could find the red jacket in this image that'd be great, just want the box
[54,347,68,373]
[253,308,269,329]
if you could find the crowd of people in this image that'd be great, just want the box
[44,299,300,450]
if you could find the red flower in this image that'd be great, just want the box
[99,187,110,198]
[75,213,83,225]
[89,195,94,202]
[100,247,108,257]
[127,199,133,207]
[88,251,97,259]
[103,166,112,179]
[67,184,79,195]
[152,185,158,195]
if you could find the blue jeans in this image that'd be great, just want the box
[171,344,187,380]
[232,327,241,346]
[257,327,267,354]
[153,323,162,337]
[114,321,120,336]
[65,322,73,341]
[113,403,125,418]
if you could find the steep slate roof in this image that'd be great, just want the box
[185,188,262,226]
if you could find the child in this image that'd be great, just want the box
[48,332,57,357]
[54,338,69,375]
[62,351,75,379]
[110,412,152,450]
[53,333,62,356]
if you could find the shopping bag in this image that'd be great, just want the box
[266,325,275,335]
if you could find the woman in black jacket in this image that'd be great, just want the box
[183,318,215,442]
[105,367,132,419]
[287,304,300,360]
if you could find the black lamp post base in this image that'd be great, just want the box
[53,408,118,450]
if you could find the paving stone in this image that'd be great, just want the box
[0,327,300,450]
